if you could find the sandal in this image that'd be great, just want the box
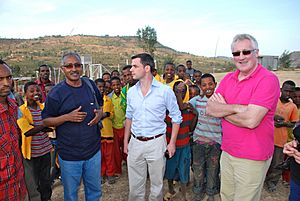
[163,191,177,201]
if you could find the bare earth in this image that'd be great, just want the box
[51,70,300,201]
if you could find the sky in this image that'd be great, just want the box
[1,0,299,57]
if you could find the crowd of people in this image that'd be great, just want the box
[0,33,299,201]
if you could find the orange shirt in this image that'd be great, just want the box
[274,100,299,147]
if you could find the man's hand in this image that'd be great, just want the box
[167,142,176,158]
[124,141,128,154]
[209,93,227,104]
[66,106,87,123]
[88,108,103,126]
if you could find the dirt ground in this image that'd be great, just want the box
[51,163,290,201]
[51,70,299,201]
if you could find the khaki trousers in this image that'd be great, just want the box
[127,135,166,201]
[220,151,272,201]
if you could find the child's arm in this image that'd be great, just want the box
[24,125,53,137]
[188,103,198,132]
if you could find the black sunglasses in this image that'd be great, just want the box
[63,63,83,69]
[232,49,256,57]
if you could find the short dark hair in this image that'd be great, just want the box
[0,59,8,65]
[38,64,49,72]
[189,84,200,93]
[282,80,296,88]
[111,70,119,76]
[295,87,300,92]
[131,53,155,72]
[186,60,192,63]
[111,76,121,83]
[122,65,132,71]
[164,62,175,70]
[102,72,111,77]
[94,78,105,85]
[176,64,186,71]
[24,81,38,93]
[194,70,202,75]
[200,73,216,84]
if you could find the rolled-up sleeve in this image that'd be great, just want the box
[165,87,182,124]
[125,88,133,120]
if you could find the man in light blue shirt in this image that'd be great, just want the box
[123,53,182,201]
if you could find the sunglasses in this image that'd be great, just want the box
[62,63,83,69]
[232,49,256,57]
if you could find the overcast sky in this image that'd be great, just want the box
[1,0,299,57]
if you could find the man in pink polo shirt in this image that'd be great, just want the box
[206,34,280,201]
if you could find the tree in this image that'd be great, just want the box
[279,50,292,69]
[136,26,157,56]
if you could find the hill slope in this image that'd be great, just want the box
[0,35,234,77]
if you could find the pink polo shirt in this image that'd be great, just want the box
[216,64,280,160]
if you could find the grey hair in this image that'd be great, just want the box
[61,52,81,65]
[231,34,259,51]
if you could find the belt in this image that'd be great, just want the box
[132,133,163,141]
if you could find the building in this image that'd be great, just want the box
[258,55,279,71]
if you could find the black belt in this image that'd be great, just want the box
[132,133,163,141]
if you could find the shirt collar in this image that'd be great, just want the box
[232,63,262,81]
[136,77,159,88]
[0,98,17,114]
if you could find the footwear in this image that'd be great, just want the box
[107,176,116,184]
[266,182,276,192]
[101,176,106,184]
[163,191,177,201]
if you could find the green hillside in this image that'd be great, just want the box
[0,35,234,77]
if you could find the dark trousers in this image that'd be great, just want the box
[192,143,221,196]
[265,146,284,187]
[23,152,52,201]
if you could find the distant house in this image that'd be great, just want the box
[290,51,300,68]
[258,55,279,71]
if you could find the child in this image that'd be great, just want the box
[95,78,116,184]
[176,64,186,80]
[164,80,198,201]
[110,76,126,176]
[189,85,200,100]
[189,74,222,201]
[265,80,298,192]
[193,70,203,96]
[17,81,53,201]
[163,63,177,87]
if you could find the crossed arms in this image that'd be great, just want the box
[206,93,268,129]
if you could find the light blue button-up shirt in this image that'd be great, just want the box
[126,78,182,137]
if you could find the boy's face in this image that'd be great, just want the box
[189,87,199,99]
[281,84,295,102]
[174,82,187,100]
[164,64,175,80]
[105,82,112,95]
[102,74,110,82]
[200,77,216,98]
[177,67,186,79]
[193,72,202,83]
[111,79,121,95]
[292,91,300,107]
[26,85,42,102]
[96,82,105,95]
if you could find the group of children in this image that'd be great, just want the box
[160,62,222,201]
[13,61,300,201]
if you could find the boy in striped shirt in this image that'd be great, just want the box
[165,80,198,201]
[189,74,222,201]
[17,81,53,201]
